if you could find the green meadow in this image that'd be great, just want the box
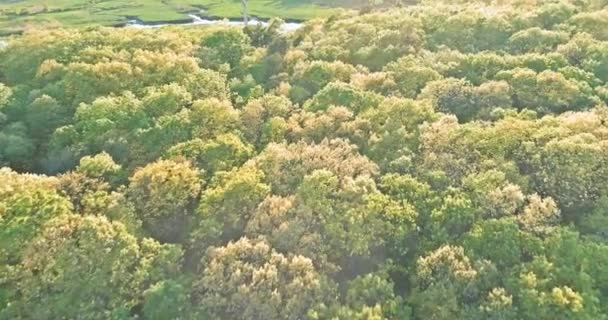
[0,0,363,35]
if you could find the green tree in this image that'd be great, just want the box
[419,78,478,122]
[190,98,240,139]
[508,28,569,54]
[165,133,253,178]
[0,122,36,170]
[530,133,608,212]
[127,160,202,243]
[568,10,608,41]
[410,245,480,320]
[240,94,293,147]
[0,168,71,265]
[194,237,332,320]
[192,166,270,252]
[463,218,542,269]
[0,84,11,106]
[198,29,252,72]
[251,139,378,195]
[291,60,357,102]
[304,82,382,114]
[143,280,193,320]
[3,214,183,319]
[245,170,388,273]
[360,97,437,170]
[384,57,442,98]
[142,83,192,118]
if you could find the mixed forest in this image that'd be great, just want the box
[1,0,608,319]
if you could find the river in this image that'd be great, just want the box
[127,14,303,32]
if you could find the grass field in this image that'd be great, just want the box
[0,0,365,35]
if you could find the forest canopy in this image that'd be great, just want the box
[1,0,608,319]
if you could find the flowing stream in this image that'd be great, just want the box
[127,14,303,32]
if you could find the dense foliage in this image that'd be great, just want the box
[1,0,608,319]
